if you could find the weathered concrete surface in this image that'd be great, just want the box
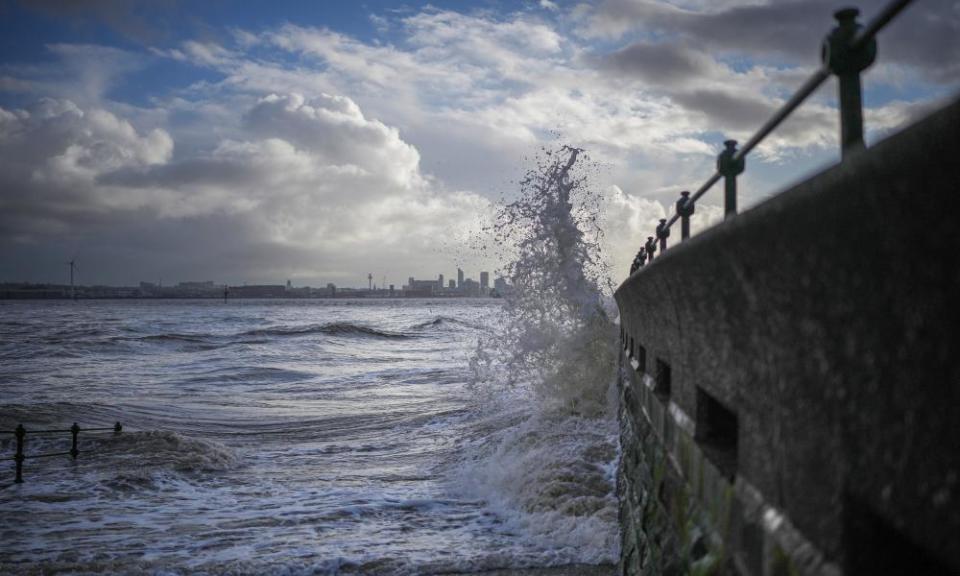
[616,97,960,575]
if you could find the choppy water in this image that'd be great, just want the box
[0,298,618,575]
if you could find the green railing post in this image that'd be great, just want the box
[656,219,670,253]
[823,8,876,157]
[717,140,745,218]
[677,191,694,240]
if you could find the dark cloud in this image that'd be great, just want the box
[602,41,715,84]
[671,88,777,129]
[586,0,960,83]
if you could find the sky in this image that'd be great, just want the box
[0,0,957,288]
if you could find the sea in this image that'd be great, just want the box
[0,148,620,576]
[0,299,618,575]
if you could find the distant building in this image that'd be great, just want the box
[461,278,480,297]
[448,279,456,289]
[408,280,438,294]
[480,271,489,294]
[327,283,337,297]
[438,274,444,289]
[457,268,464,288]
[229,285,286,298]
[178,281,216,290]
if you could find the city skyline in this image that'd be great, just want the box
[0,261,502,292]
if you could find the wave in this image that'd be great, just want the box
[128,333,209,343]
[461,145,620,565]
[241,322,411,339]
[410,316,486,331]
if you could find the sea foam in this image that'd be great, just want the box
[459,146,620,566]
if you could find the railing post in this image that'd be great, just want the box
[14,424,25,484]
[823,7,876,157]
[645,236,657,261]
[676,191,694,240]
[717,140,745,218]
[656,219,669,253]
[639,248,647,267]
[70,423,80,460]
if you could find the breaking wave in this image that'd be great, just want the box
[458,145,620,566]
[240,322,412,339]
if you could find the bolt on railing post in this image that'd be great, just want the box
[656,219,669,253]
[717,140,745,218]
[676,191,694,240]
[823,7,877,158]
[70,423,80,460]
[14,424,25,484]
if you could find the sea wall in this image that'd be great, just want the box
[615,98,960,575]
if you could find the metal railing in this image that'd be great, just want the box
[630,0,914,275]
[2,422,123,484]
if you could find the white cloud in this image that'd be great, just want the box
[2,2,957,284]
[0,94,492,285]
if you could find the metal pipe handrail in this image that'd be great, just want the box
[731,67,832,166]
[852,0,913,52]
[0,426,118,434]
[629,0,915,277]
[4,422,123,483]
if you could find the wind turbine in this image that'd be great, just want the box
[67,258,79,300]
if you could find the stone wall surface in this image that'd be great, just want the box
[615,98,960,575]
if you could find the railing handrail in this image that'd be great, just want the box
[0,426,118,434]
[4,421,123,484]
[631,0,915,274]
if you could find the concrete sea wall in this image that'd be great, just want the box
[615,99,960,575]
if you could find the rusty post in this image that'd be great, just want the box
[14,424,25,483]
[70,422,80,460]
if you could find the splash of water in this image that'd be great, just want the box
[473,145,617,417]
[457,145,620,567]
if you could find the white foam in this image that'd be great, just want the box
[461,146,621,566]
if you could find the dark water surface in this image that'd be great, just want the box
[0,299,617,575]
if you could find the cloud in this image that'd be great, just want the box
[2,2,957,285]
[0,43,144,105]
[602,41,717,85]
[0,94,491,285]
[577,0,960,83]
